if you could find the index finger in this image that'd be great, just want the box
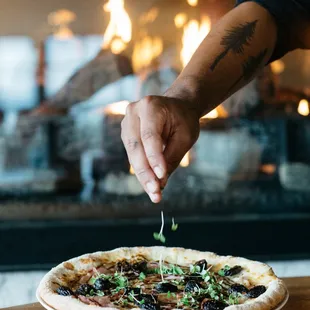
[139,97,167,182]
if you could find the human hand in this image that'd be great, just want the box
[121,95,200,203]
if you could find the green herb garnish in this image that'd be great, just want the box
[171,217,178,231]
[153,211,166,243]
[218,265,231,277]
[229,293,241,305]
[190,264,201,274]
[139,272,146,280]
[153,232,166,243]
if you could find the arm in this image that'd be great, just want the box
[121,1,303,203]
[165,1,277,117]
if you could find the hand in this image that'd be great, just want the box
[121,95,200,203]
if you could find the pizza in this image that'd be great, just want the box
[37,247,288,310]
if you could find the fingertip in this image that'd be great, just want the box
[154,166,165,179]
[149,193,161,203]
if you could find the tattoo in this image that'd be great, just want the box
[226,48,268,96]
[210,20,258,71]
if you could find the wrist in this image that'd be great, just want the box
[164,75,208,118]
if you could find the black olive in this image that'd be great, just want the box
[201,300,228,310]
[56,286,74,296]
[116,260,132,272]
[125,287,142,295]
[132,260,147,272]
[93,278,112,291]
[224,266,242,276]
[184,275,203,282]
[228,284,248,294]
[155,282,178,293]
[140,302,160,310]
[137,294,157,304]
[75,284,93,296]
[195,259,208,271]
[247,285,266,298]
[184,280,201,293]
[134,294,159,309]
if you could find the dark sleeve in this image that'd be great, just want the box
[236,0,310,62]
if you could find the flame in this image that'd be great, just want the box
[102,0,132,53]
[180,152,190,167]
[202,108,219,119]
[175,13,188,29]
[271,60,285,74]
[132,36,163,73]
[129,165,135,175]
[110,38,127,54]
[187,0,198,7]
[298,99,309,116]
[139,7,159,25]
[104,100,129,115]
[181,16,211,68]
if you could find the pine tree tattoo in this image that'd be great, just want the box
[226,48,268,96]
[210,20,258,71]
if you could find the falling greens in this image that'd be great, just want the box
[171,217,178,231]
[153,211,166,243]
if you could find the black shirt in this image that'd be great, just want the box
[236,0,310,61]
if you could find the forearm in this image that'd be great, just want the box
[165,2,277,117]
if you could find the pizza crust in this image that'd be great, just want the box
[37,247,288,310]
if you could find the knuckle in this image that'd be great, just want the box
[135,168,148,179]
[146,153,158,165]
[142,95,154,105]
[126,138,139,152]
[125,102,135,115]
[141,128,155,141]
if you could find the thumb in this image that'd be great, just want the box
[163,131,193,177]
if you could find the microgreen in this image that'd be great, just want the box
[139,272,146,280]
[190,264,201,274]
[229,293,241,305]
[153,211,166,243]
[171,217,178,231]
[218,265,231,277]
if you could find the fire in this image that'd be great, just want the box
[110,38,127,54]
[181,16,211,68]
[175,13,188,29]
[129,165,135,175]
[139,7,159,25]
[298,99,310,116]
[104,100,129,115]
[48,9,76,39]
[202,108,219,119]
[102,0,132,54]
[180,152,190,167]
[187,0,198,7]
[132,36,163,73]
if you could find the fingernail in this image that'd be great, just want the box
[154,166,165,179]
[146,181,157,193]
[149,193,160,203]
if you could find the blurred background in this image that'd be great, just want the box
[1,0,310,307]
